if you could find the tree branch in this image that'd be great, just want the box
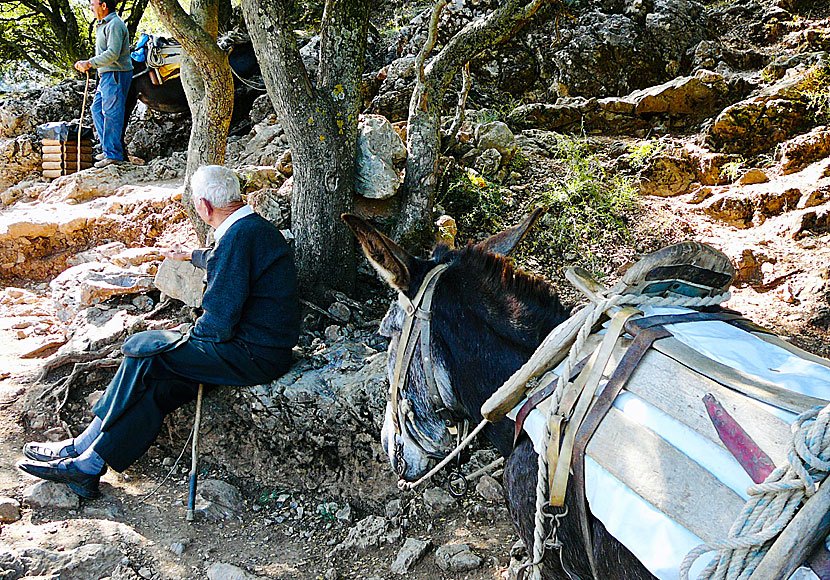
[415,0,449,84]
[426,0,549,94]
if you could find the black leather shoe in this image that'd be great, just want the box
[23,440,78,462]
[16,458,106,500]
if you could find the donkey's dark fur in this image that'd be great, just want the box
[346,213,657,580]
[424,245,653,580]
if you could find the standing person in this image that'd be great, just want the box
[17,165,301,499]
[74,0,133,168]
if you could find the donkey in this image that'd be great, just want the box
[344,212,657,580]
[122,39,263,150]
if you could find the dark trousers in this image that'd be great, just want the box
[91,337,292,472]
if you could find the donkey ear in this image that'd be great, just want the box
[478,207,545,256]
[342,214,413,291]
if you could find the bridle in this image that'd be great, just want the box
[389,263,470,477]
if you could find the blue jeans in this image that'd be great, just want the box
[91,70,132,161]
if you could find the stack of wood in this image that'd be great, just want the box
[42,138,93,179]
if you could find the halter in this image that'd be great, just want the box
[389,263,469,475]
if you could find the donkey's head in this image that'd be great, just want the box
[343,211,567,481]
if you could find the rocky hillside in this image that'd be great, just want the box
[0,0,828,579]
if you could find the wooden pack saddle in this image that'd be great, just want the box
[508,242,830,580]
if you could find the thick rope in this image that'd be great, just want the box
[528,290,732,580]
[679,405,830,580]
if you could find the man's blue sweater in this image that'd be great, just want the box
[190,213,299,349]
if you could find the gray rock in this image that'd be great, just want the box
[475,122,516,159]
[328,302,351,323]
[23,481,81,510]
[324,324,343,342]
[369,57,417,122]
[355,115,407,200]
[0,547,25,578]
[49,262,155,320]
[206,562,259,580]
[336,515,389,553]
[390,537,430,574]
[335,503,352,524]
[195,479,245,521]
[385,499,403,519]
[153,258,204,307]
[0,496,21,522]
[422,487,456,516]
[18,543,122,580]
[434,543,482,572]
[138,567,152,578]
[476,475,504,502]
[0,135,41,198]
[168,541,186,556]
[474,148,502,178]
[111,564,142,579]
[124,107,190,162]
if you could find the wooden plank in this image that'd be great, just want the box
[748,477,830,580]
[42,161,92,171]
[653,337,829,414]
[42,169,66,179]
[42,138,92,147]
[625,348,793,467]
[42,145,93,155]
[587,406,746,543]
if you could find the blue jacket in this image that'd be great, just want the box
[191,213,300,349]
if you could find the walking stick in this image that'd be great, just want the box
[78,71,90,173]
[186,383,204,522]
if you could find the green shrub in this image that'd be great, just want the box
[520,134,637,275]
[798,64,830,125]
[627,139,664,170]
[436,165,509,238]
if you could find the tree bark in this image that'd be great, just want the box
[242,0,369,299]
[394,0,550,243]
[150,0,235,244]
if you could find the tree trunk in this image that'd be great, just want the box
[395,0,550,243]
[242,0,370,299]
[150,0,235,244]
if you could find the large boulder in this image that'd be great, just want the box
[355,115,407,200]
[0,135,41,195]
[527,0,711,98]
[0,80,87,139]
[124,106,190,162]
[707,69,820,155]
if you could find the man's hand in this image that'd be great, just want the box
[160,245,193,261]
[74,60,92,73]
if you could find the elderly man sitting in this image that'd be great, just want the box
[18,165,300,498]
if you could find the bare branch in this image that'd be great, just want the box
[427,0,550,92]
[446,61,471,147]
[415,0,449,83]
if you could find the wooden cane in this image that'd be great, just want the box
[78,71,89,173]
[186,383,204,522]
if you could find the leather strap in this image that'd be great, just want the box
[514,357,590,444]
[572,322,672,580]
[549,308,641,507]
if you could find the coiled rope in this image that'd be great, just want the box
[525,289,732,580]
[679,404,830,580]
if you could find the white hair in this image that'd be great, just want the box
[191,165,241,207]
